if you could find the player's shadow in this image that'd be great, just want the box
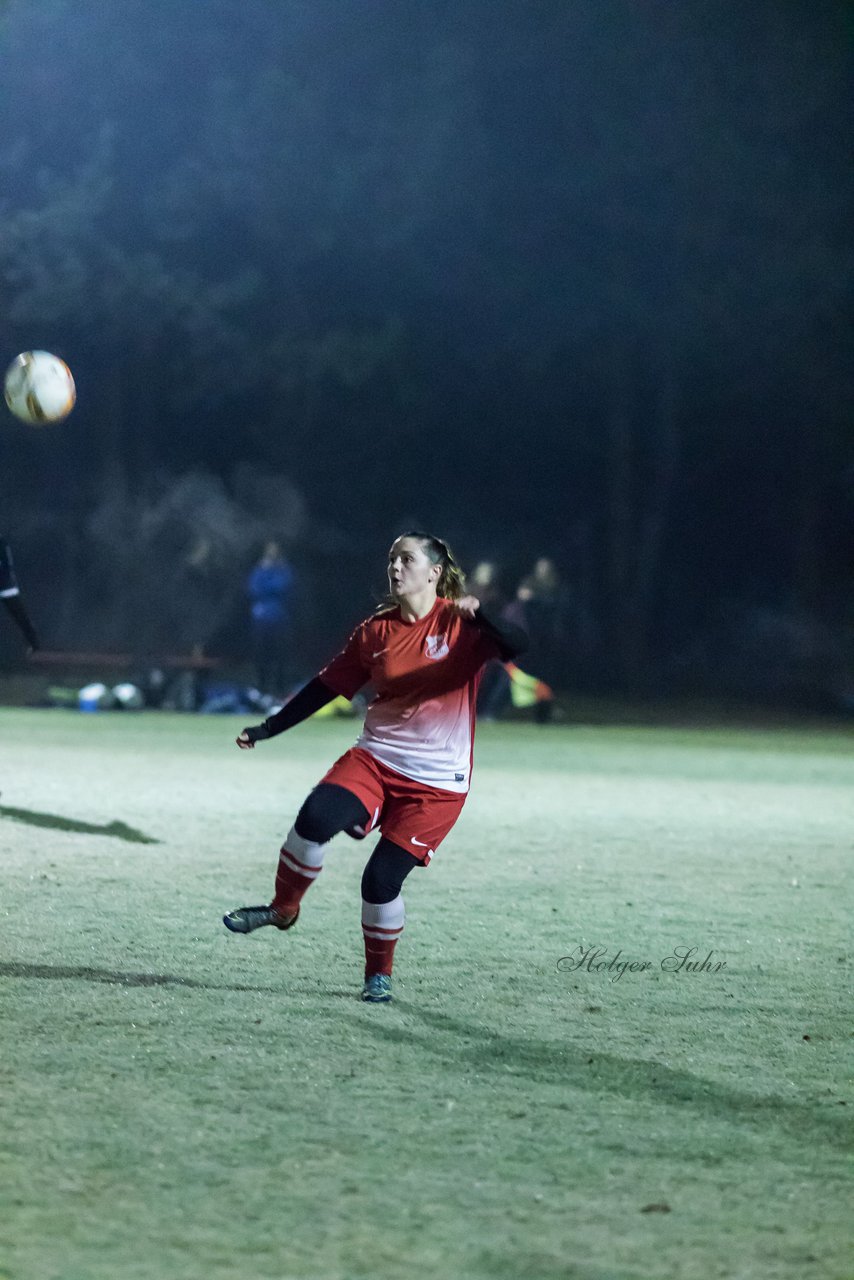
[0,805,159,845]
[362,1004,852,1155]
[0,960,279,994]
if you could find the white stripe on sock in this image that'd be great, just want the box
[361,894,405,936]
[279,824,326,878]
[279,849,322,880]
[362,927,404,940]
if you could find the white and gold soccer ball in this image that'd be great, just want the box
[4,350,76,425]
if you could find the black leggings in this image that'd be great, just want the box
[294,782,423,904]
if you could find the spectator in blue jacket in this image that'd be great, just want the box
[247,540,294,694]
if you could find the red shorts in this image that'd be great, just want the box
[320,747,466,865]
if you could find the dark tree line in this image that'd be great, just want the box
[0,0,851,700]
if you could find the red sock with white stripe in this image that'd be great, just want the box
[361,895,405,977]
[272,826,326,918]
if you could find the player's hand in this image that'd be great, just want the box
[236,724,270,749]
[452,594,480,620]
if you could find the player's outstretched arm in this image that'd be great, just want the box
[463,599,528,661]
[236,676,338,748]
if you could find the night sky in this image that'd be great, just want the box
[0,0,851,701]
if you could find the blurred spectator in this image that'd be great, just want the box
[247,539,294,693]
[479,558,565,724]
[515,557,568,686]
[470,561,510,719]
[468,560,505,611]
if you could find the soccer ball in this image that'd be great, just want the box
[4,350,76,425]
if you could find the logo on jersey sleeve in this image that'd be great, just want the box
[424,633,450,661]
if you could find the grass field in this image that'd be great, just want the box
[0,708,851,1280]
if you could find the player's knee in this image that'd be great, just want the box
[295,783,366,844]
[361,839,421,904]
[361,861,401,904]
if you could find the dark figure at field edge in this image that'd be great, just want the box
[1,536,39,652]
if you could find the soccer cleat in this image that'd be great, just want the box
[222,904,299,934]
[361,973,392,1003]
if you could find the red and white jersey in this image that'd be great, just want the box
[318,598,499,794]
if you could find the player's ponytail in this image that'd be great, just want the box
[403,531,466,601]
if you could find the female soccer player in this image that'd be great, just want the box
[224,531,528,1003]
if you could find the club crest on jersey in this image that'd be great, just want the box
[424,633,450,661]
